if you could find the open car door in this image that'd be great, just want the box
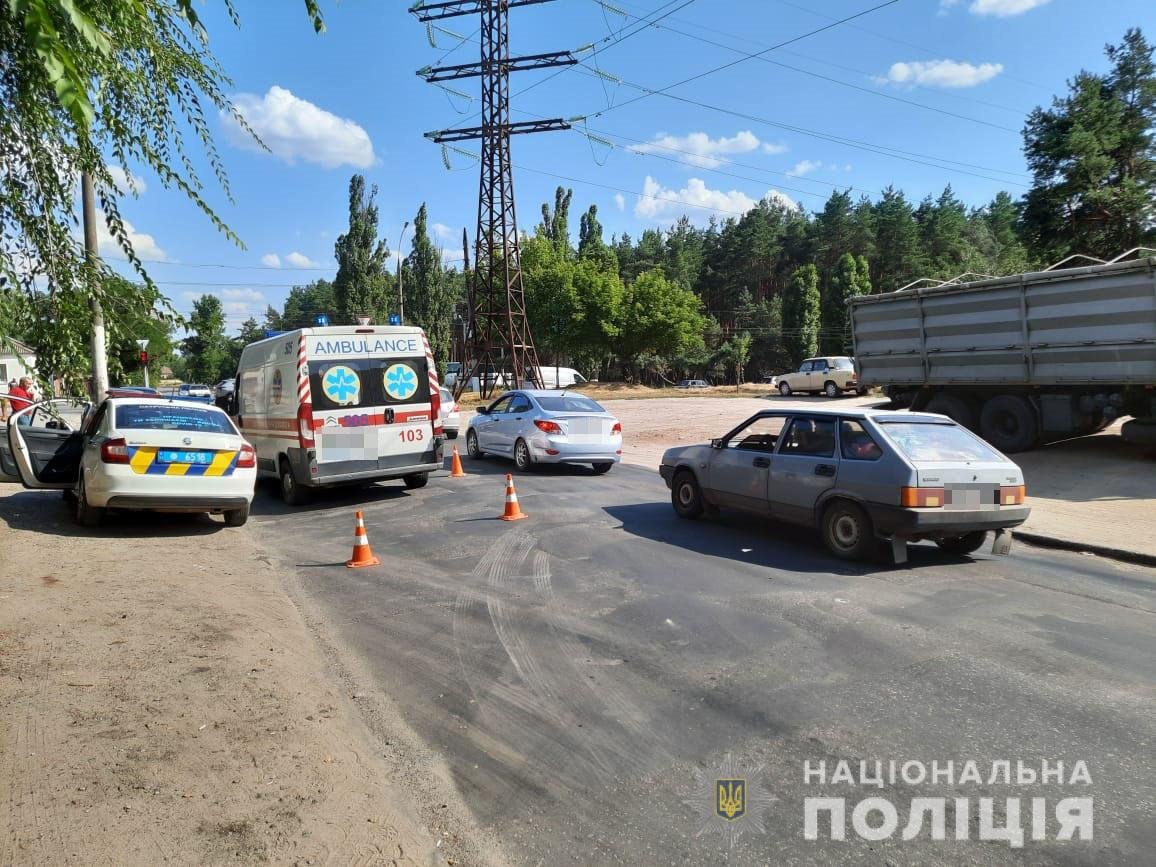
[0,393,22,482]
[6,399,90,490]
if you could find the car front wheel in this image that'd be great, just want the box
[671,470,705,519]
[821,500,875,561]
[778,382,792,397]
[466,429,483,459]
[936,531,988,555]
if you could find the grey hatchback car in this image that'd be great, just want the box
[659,407,1030,563]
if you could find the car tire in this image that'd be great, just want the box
[592,462,613,474]
[856,386,870,396]
[821,500,875,561]
[466,429,484,459]
[223,503,250,527]
[979,394,1038,453]
[671,470,705,520]
[778,382,792,397]
[925,393,979,430]
[403,472,429,490]
[447,430,458,440]
[513,439,532,471]
[824,381,840,398]
[75,477,104,528]
[936,531,988,555]
[279,457,310,506]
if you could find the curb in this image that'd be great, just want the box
[1013,531,1156,569]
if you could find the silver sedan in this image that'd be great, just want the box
[466,390,622,473]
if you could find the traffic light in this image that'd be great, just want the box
[139,350,149,365]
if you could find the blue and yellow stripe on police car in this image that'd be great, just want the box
[127,447,239,477]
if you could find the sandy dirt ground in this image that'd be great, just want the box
[0,487,492,866]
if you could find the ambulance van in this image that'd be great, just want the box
[235,325,444,504]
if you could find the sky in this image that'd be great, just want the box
[99,0,1152,333]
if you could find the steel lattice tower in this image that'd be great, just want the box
[411,0,575,398]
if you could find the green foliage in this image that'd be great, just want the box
[782,264,821,367]
[281,279,336,330]
[821,254,870,355]
[616,269,705,373]
[538,186,573,255]
[404,203,455,375]
[181,294,229,384]
[1022,28,1156,257]
[333,175,394,323]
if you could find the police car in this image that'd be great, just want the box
[0,394,256,527]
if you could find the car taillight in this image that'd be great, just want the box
[452,402,460,413]
[236,443,256,468]
[100,437,130,464]
[611,422,622,435]
[297,402,315,447]
[534,419,562,434]
[999,485,1026,505]
[430,384,443,436]
[901,486,945,508]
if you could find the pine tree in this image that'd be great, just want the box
[405,203,455,376]
[334,175,393,322]
[782,264,821,366]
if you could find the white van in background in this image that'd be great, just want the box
[234,325,444,504]
[535,366,588,389]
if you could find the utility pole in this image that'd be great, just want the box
[81,172,109,401]
[411,0,575,399]
[397,219,410,324]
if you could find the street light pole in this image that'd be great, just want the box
[398,220,410,324]
[82,172,109,401]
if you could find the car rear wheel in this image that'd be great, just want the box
[466,429,483,459]
[75,477,104,528]
[671,470,705,519]
[513,439,532,471]
[936,531,988,555]
[403,472,429,490]
[223,503,250,527]
[778,382,792,397]
[592,462,613,474]
[824,381,840,398]
[279,458,310,506]
[821,500,874,561]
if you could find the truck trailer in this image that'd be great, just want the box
[849,253,1156,452]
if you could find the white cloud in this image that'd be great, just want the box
[614,193,626,211]
[285,251,319,268]
[959,0,1051,16]
[787,159,823,177]
[630,130,764,169]
[884,59,1003,88]
[220,288,265,303]
[223,85,376,169]
[634,176,795,223]
[107,166,147,196]
[260,253,281,268]
[96,212,166,261]
[762,141,788,155]
[431,222,454,240]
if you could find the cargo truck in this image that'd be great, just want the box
[849,252,1156,452]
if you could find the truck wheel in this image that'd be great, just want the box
[824,381,840,398]
[1122,418,1156,446]
[935,531,987,555]
[778,382,792,397]
[223,503,250,527]
[671,470,704,519]
[979,395,1038,453]
[821,500,875,561]
[403,472,429,490]
[279,458,310,506]
[925,393,978,430]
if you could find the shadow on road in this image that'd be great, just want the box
[604,501,975,575]
[0,486,226,539]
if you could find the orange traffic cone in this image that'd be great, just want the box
[449,444,467,478]
[346,510,381,568]
[499,473,527,521]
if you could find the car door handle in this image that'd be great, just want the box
[815,463,836,477]
[752,457,770,468]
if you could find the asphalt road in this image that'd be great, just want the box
[250,458,1155,865]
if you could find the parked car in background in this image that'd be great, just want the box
[1,397,256,527]
[534,366,588,389]
[215,378,235,399]
[771,357,862,397]
[178,383,213,400]
[438,387,460,439]
[443,361,462,389]
[677,379,710,389]
[659,406,1029,564]
[466,389,622,473]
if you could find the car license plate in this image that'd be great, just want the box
[157,450,213,465]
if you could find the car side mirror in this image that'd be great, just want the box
[476,406,489,415]
[711,437,725,449]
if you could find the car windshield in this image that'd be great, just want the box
[881,421,1003,462]
[115,404,235,434]
[536,394,604,413]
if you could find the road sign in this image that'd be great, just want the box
[388,313,401,326]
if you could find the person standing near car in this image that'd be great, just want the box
[8,376,35,423]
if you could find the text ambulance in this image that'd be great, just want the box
[235,325,443,504]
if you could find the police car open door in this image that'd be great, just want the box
[6,399,89,490]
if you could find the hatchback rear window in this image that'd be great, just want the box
[536,394,604,413]
[115,404,235,434]
[881,422,1002,462]
[832,358,854,370]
